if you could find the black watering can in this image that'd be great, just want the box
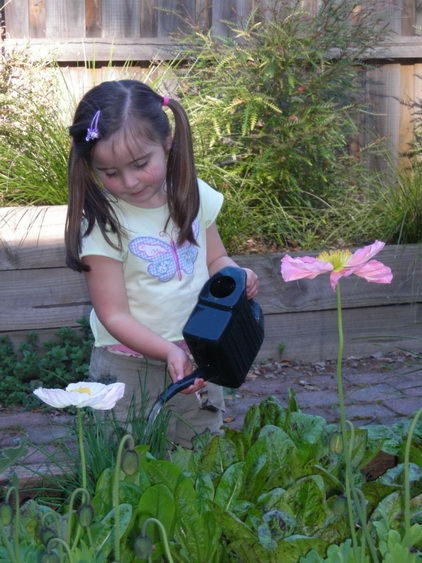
[145,266,265,431]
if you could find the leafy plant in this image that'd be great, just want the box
[2,393,421,561]
[0,318,92,408]
[164,0,392,251]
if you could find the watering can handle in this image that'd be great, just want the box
[157,365,215,404]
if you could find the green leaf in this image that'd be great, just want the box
[287,412,326,462]
[211,503,256,543]
[214,461,245,510]
[278,536,327,561]
[242,404,262,447]
[91,503,132,558]
[175,478,221,562]
[278,476,327,531]
[143,459,184,491]
[137,484,176,542]
[195,470,214,511]
[243,452,269,502]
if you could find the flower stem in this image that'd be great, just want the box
[47,537,74,563]
[113,434,135,562]
[404,406,422,549]
[66,487,90,548]
[336,284,378,562]
[77,409,87,491]
[335,284,358,551]
[5,487,20,563]
[142,517,174,563]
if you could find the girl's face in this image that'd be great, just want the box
[92,133,170,208]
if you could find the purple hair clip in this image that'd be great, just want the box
[85,110,101,142]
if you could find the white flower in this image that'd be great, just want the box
[33,381,125,410]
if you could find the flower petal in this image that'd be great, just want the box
[346,240,385,267]
[87,382,126,410]
[281,254,333,282]
[328,270,344,291]
[33,388,78,409]
[351,260,393,284]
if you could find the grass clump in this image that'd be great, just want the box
[0,47,70,207]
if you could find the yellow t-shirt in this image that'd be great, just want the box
[79,179,224,345]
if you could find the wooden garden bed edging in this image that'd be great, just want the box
[1,205,421,363]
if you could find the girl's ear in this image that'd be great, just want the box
[165,134,173,153]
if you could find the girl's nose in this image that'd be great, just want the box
[122,171,139,189]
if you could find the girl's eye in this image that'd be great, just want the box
[134,162,147,169]
[105,171,117,178]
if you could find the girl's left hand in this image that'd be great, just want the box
[243,267,259,299]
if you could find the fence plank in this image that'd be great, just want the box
[365,63,402,171]
[46,0,85,38]
[402,0,416,36]
[140,0,158,37]
[28,0,46,39]
[211,0,251,36]
[416,0,422,34]
[102,0,141,38]
[86,0,102,37]
[5,0,29,38]
[399,63,415,163]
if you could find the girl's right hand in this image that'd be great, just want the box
[167,345,206,394]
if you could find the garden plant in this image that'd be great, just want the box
[0,1,421,561]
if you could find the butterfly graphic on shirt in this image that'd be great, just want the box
[128,220,199,282]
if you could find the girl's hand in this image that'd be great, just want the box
[243,267,259,299]
[167,345,206,394]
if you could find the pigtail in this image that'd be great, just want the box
[65,147,122,272]
[164,97,199,246]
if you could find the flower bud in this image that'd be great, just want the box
[0,502,13,526]
[78,503,94,528]
[133,534,154,559]
[332,495,348,516]
[121,448,139,476]
[39,550,60,563]
[329,432,343,454]
[40,527,56,546]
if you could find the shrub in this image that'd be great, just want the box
[165,0,392,250]
[0,318,92,408]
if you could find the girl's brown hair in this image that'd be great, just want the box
[65,80,199,272]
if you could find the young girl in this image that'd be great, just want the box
[65,80,259,448]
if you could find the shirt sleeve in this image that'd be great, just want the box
[197,178,224,227]
[79,220,124,261]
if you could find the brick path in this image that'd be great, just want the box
[0,352,420,492]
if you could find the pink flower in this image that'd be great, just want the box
[281,240,393,291]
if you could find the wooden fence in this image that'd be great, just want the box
[1,205,421,363]
[2,0,422,166]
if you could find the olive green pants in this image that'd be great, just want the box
[89,346,225,449]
